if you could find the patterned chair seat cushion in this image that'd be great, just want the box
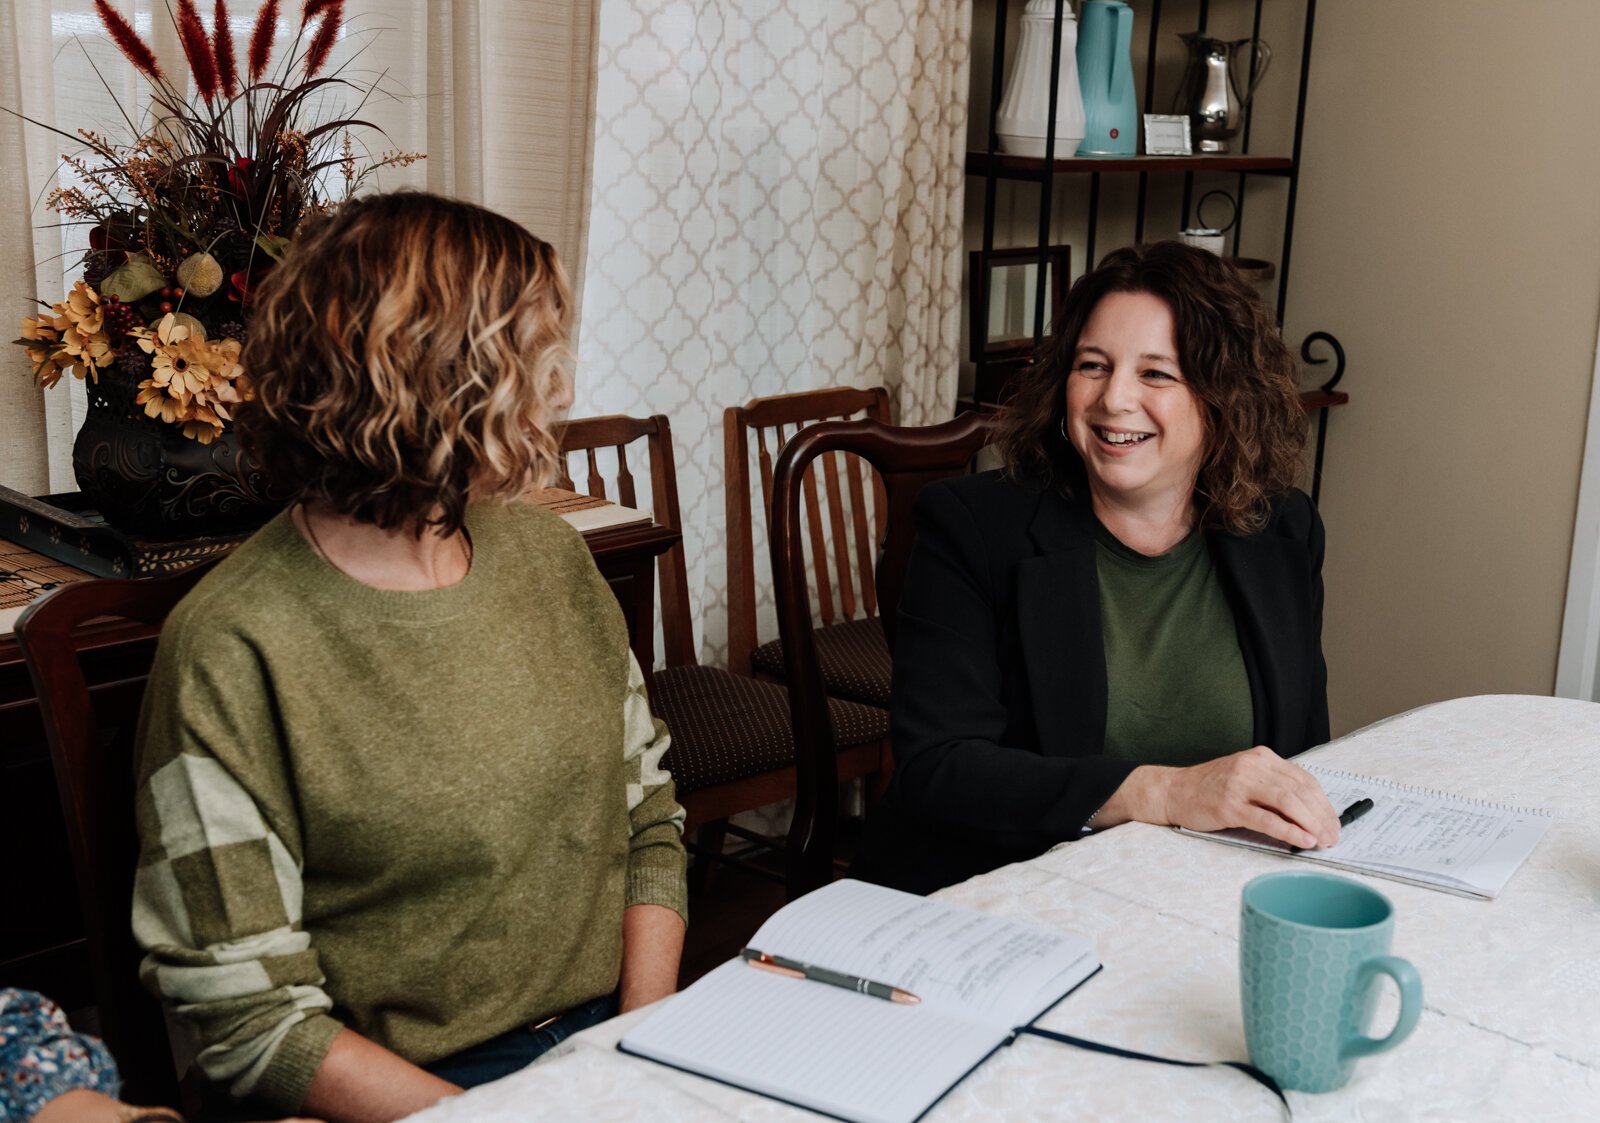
[651,663,888,794]
[749,616,890,707]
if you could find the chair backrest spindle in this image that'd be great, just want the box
[846,452,878,618]
[583,447,606,500]
[724,386,892,674]
[820,450,857,622]
[557,415,696,668]
[614,444,638,509]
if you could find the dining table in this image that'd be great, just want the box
[404,694,1600,1122]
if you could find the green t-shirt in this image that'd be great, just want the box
[1095,520,1254,766]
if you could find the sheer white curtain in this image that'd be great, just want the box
[0,0,596,495]
[575,0,970,664]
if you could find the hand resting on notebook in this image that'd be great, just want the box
[1091,744,1342,850]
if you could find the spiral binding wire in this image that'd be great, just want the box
[1304,765,1551,818]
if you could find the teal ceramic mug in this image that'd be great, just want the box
[1239,872,1423,1093]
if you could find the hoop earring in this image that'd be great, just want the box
[1059,418,1071,445]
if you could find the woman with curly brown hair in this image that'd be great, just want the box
[129,193,687,1122]
[853,241,1337,895]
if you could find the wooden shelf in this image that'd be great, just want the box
[966,151,1295,180]
[1299,390,1349,411]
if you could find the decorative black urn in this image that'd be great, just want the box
[71,356,289,541]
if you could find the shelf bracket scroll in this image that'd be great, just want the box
[1300,330,1346,504]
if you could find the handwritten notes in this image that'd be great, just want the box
[749,879,1095,1023]
[620,880,1100,1123]
[1182,766,1553,898]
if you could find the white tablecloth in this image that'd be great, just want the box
[405,695,1600,1121]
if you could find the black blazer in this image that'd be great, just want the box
[852,470,1329,895]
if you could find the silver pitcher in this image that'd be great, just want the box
[1172,33,1271,153]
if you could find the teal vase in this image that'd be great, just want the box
[1076,0,1137,156]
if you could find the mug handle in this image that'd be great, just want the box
[1340,955,1423,1060]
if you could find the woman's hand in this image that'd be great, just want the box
[1094,746,1341,849]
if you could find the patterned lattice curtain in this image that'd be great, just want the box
[574,0,972,664]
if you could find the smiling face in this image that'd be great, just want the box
[1064,290,1209,520]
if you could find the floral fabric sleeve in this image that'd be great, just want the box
[0,988,120,1121]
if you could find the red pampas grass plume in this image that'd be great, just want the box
[93,0,164,83]
[176,0,219,101]
[213,0,239,97]
[248,0,280,82]
[301,0,343,79]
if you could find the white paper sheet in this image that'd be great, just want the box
[1180,765,1553,898]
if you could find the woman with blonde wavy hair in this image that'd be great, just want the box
[131,193,687,1122]
[853,240,1338,895]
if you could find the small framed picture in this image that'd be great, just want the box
[969,244,1072,364]
[1144,114,1192,156]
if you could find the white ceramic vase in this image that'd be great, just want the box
[995,0,1087,157]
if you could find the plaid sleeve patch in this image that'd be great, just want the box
[621,653,688,919]
[622,653,684,836]
[134,751,332,1099]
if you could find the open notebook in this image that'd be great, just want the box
[1178,764,1553,899]
[620,879,1100,1123]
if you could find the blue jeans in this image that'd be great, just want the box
[423,994,619,1088]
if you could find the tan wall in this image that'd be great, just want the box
[1290,0,1600,732]
[966,0,1600,734]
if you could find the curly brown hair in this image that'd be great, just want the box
[994,241,1305,536]
[235,191,573,536]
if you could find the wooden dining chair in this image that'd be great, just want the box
[14,564,217,1109]
[558,415,888,897]
[724,387,893,708]
[771,411,1000,894]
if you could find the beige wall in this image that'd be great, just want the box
[1290,0,1600,732]
[966,0,1600,734]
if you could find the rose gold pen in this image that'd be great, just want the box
[740,947,921,1005]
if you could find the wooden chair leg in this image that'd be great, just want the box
[688,820,729,896]
[867,739,894,804]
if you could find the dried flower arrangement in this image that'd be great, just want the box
[11,0,423,443]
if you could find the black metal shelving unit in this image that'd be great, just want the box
[971,0,1347,501]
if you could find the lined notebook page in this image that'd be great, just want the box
[619,960,1002,1123]
[620,881,1102,1123]
[749,879,1097,1028]
[1181,766,1553,898]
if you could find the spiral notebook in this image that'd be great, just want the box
[1178,765,1553,899]
[619,879,1100,1123]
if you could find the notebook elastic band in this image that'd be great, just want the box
[1014,1024,1290,1117]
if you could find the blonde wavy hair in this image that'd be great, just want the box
[237,191,573,536]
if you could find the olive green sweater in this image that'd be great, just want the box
[131,503,686,1111]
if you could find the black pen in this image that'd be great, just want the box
[1339,798,1374,828]
[740,947,921,1005]
[1291,799,1375,852]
